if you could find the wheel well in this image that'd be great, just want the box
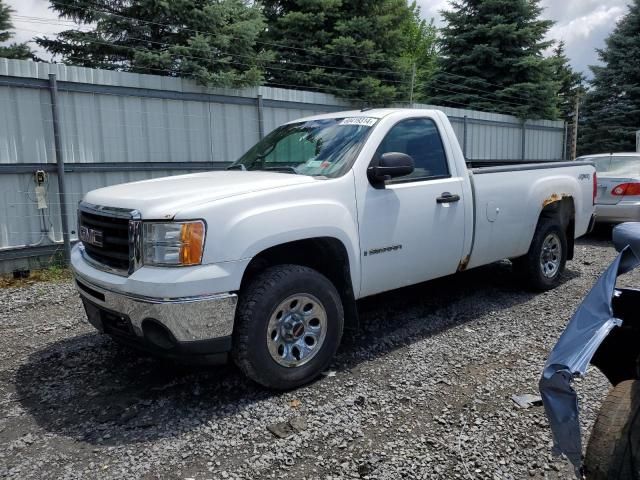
[240,238,358,330]
[539,196,576,260]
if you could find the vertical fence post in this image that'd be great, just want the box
[521,120,527,161]
[48,73,71,264]
[571,94,581,160]
[257,93,265,140]
[463,115,468,159]
[562,122,568,161]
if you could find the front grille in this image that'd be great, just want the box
[79,209,131,272]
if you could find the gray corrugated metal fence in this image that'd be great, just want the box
[0,58,566,273]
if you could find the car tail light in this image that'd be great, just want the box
[593,173,597,205]
[611,182,640,196]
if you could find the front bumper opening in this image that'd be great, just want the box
[82,298,132,337]
[141,319,178,350]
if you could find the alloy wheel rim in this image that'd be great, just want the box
[266,294,327,368]
[540,233,561,278]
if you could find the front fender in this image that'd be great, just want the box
[177,174,361,296]
[224,200,360,290]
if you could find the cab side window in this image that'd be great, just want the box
[375,118,450,182]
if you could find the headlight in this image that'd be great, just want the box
[142,221,205,266]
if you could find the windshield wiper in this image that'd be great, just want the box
[226,164,246,171]
[262,166,298,174]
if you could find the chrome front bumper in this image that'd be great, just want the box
[74,273,237,354]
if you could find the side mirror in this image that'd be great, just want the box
[367,152,414,187]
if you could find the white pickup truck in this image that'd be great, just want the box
[71,108,596,389]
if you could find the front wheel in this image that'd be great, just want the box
[232,264,344,390]
[513,218,567,291]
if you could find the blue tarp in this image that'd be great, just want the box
[539,222,640,474]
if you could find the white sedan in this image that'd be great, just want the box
[577,152,640,223]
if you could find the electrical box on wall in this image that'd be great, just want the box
[34,170,47,185]
[33,170,48,210]
[35,170,47,185]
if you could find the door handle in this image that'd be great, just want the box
[436,192,461,204]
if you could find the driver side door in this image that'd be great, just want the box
[356,117,467,297]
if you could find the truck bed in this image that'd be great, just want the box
[464,160,596,271]
[466,160,593,172]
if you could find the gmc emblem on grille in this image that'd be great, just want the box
[79,226,104,247]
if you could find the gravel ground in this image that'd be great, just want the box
[1,232,639,480]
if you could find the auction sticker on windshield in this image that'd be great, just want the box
[339,117,377,127]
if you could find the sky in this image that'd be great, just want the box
[4,0,633,77]
[416,0,630,76]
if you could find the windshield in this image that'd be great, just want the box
[581,155,640,176]
[229,117,377,177]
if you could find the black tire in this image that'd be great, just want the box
[232,264,344,390]
[584,380,640,480]
[513,217,567,291]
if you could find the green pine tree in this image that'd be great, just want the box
[550,40,584,123]
[578,0,640,155]
[261,0,418,106]
[428,0,558,119]
[0,0,35,60]
[37,0,271,88]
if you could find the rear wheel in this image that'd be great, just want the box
[513,218,567,291]
[584,380,640,480]
[232,264,343,390]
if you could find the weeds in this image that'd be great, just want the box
[0,265,72,288]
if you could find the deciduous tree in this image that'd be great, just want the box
[401,2,439,104]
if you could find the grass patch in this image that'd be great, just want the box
[0,265,72,288]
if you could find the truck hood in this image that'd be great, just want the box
[83,171,316,219]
